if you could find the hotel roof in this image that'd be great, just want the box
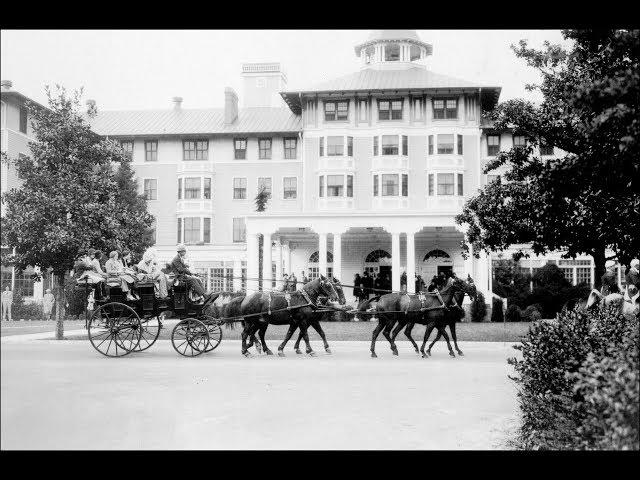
[87,106,302,137]
[280,67,501,114]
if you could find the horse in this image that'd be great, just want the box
[357,279,469,358]
[390,276,477,357]
[290,277,347,355]
[236,275,339,357]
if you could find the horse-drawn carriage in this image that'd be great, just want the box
[78,274,222,357]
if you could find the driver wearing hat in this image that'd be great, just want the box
[170,244,206,303]
[601,260,620,296]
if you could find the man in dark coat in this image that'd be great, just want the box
[600,260,620,296]
[289,273,298,292]
[362,271,372,299]
[626,259,639,291]
[353,274,362,303]
[170,244,205,302]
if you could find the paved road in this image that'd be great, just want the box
[1,336,520,450]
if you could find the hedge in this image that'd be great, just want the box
[508,307,639,450]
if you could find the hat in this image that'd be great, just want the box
[631,259,639,268]
[177,244,186,252]
[605,260,616,269]
[109,250,118,258]
[45,288,51,293]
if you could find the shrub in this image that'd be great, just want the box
[505,304,522,322]
[508,307,639,450]
[470,291,487,322]
[491,297,504,322]
[522,305,542,322]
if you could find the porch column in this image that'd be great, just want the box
[233,258,242,292]
[476,250,490,303]
[318,232,328,277]
[333,233,342,281]
[283,241,291,275]
[274,238,283,289]
[246,232,260,293]
[391,231,401,292]
[406,231,416,294]
[262,231,273,290]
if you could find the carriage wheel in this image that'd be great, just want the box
[88,303,142,357]
[171,318,209,357]
[204,322,223,352]
[134,316,162,352]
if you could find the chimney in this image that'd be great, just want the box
[86,99,97,115]
[172,96,183,110]
[224,87,238,125]
[1,80,13,91]
[241,63,287,108]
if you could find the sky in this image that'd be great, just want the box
[1,30,569,111]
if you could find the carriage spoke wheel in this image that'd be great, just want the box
[171,319,209,357]
[204,321,223,352]
[88,303,142,357]
[134,316,162,352]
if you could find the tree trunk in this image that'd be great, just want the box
[592,246,606,290]
[258,234,263,291]
[54,272,66,340]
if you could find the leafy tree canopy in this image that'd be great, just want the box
[456,29,640,286]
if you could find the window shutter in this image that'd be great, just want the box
[177,218,182,243]
[319,137,324,157]
[428,135,433,155]
[428,174,434,196]
[402,174,408,196]
[402,135,408,156]
[457,174,464,196]
[178,178,182,199]
[457,135,463,155]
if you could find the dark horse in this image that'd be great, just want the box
[391,276,477,357]
[290,277,347,355]
[237,276,339,357]
[358,277,472,357]
[204,291,263,353]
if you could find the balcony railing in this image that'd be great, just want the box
[177,161,215,175]
[372,196,409,210]
[372,156,408,171]
[177,199,214,215]
[318,197,354,211]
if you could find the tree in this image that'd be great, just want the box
[0,86,154,338]
[456,30,640,288]
[254,185,270,289]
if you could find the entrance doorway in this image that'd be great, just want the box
[437,266,453,277]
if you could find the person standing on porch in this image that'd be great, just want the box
[301,271,309,285]
[1,286,13,322]
[289,272,298,292]
[353,274,363,304]
[42,288,55,321]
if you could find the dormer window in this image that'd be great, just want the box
[385,43,400,61]
[324,100,349,121]
[378,99,403,120]
[433,98,458,120]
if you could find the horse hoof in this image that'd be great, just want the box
[371,352,377,358]
[449,352,456,358]
[265,350,273,356]
[325,348,332,355]
[295,349,302,355]
[392,350,398,356]
[422,353,428,358]
[277,351,285,357]
[457,351,464,356]
[307,351,317,357]
[243,352,252,358]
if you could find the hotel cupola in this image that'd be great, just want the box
[354,30,433,70]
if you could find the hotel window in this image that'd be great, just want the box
[233,178,247,199]
[402,174,408,196]
[258,177,272,198]
[120,140,134,160]
[382,135,399,155]
[382,174,399,196]
[513,135,526,148]
[233,218,246,243]
[19,106,28,133]
[437,134,455,154]
[144,140,158,162]
[433,98,458,119]
[258,138,272,159]
[143,179,157,200]
[413,98,424,120]
[540,141,554,156]
[234,138,247,159]
[457,135,463,155]
[378,99,403,120]
[184,177,201,199]
[327,136,344,156]
[347,136,353,157]
[437,173,455,196]
[327,175,344,197]
[177,178,182,199]
[402,135,408,156]
[203,218,211,244]
[183,140,208,161]
[203,178,211,199]
[487,174,500,184]
[428,135,434,155]
[373,175,379,196]
[576,267,592,286]
[14,270,34,297]
[283,177,297,199]
[385,43,400,61]
[373,136,379,156]
[319,176,324,197]
[487,135,500,156]
[183,217,201,244]
[359,100,367,121]
[457,173,463,196]
[324,100,349,121]
[319,137,324,156]
[284,137,297,159]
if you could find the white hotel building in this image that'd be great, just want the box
[3,30,613,304]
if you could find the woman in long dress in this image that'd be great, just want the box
[136,248,169,299]
[105,251,137,301]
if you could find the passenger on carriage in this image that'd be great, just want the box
[289,273,298,291]
[105,250,138,301]
[170,244,206,304]
[137,248,169,299]
[77,248,107,284]
[601,260,621,296]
